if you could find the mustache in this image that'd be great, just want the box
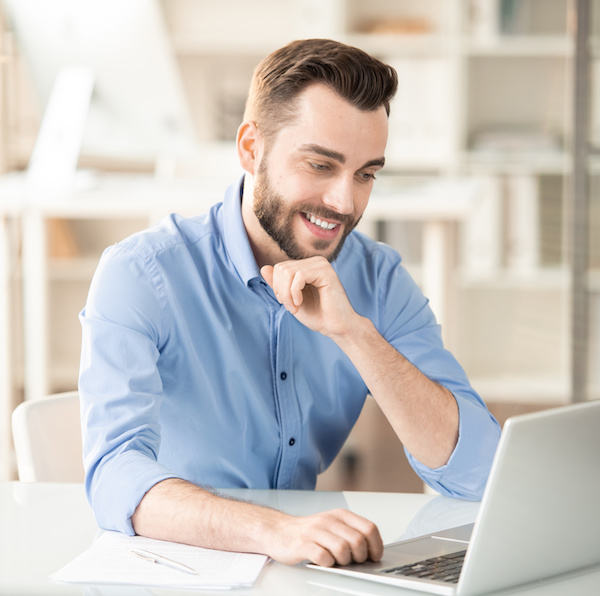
[292,203,357,227]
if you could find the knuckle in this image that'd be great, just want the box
[348,533,365,551]
[329,537,352,565]
[311,546,335,568]
[347,533,368,562]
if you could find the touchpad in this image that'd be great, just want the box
[386,536,466,562]
[431,523,474,542]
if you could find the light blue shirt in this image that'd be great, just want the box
[79,178,501,535]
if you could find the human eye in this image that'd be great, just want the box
[357,171,377,182]
[309,162,330,172]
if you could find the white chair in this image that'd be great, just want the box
[11,390,84,482]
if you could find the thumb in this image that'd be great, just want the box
[260,265,274,288]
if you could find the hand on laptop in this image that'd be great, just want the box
[263,508,384,567]
[131,479,383,568]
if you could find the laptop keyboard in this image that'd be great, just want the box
[381,549,467,584]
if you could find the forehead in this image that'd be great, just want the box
[270,84,389,164]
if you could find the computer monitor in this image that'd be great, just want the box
[2,0,197,166]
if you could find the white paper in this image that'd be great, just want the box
[51,531,268,589]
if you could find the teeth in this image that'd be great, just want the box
[305,212,337,231]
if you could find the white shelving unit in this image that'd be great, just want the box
[1,0,589,480]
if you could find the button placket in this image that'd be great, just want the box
[272,312,301,489]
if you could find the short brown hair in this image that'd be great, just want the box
[244,38,398,141]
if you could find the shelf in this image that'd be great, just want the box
[462,150,569,174]
[49,257,102,281]
[470,374,570,405]
[3,172,226,218]
[458,266,600,293]
[458,267,570,290]
[344,33,444,57]
[171,36,284,57]
[463,35,573,57]
[172,34,445,58]
[368,177,481,220]
[463,153,600,175]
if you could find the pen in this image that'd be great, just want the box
[131,548,198,575]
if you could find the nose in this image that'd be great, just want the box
[322,175,355,216]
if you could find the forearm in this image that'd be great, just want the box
[131,477,383,566]
[330,315,459,469]
[131,478,278,554]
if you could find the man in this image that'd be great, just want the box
[79,39,500,568]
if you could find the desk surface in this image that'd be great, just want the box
[2,483,599,595]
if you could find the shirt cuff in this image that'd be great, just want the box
[86,449,179,535]
[406,395,501,500]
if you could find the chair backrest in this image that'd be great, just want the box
[11,390,84,482]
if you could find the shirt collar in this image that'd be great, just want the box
[221,175,357,285]
[222,176,262,285]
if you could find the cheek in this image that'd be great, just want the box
[279,171,320,200]
[353,184,373,215]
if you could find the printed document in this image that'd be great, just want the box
[51,531,268,589]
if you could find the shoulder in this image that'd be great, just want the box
[104,204,223,264]
[85,205,223,332]
[90,204,224,307]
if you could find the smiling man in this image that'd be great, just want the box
[79,39,501,568]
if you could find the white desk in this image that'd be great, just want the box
[1,482,599,595]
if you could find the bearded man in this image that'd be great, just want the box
[79,38,500,567]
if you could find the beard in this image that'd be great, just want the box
[252,161,361,263]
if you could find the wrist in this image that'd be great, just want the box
[254,507,295,559]
[328,313,376,350]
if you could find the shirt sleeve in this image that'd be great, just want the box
[79,245,178,535]
[378,260,501,501]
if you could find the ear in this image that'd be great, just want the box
[237,121,261,175]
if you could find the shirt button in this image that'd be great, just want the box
[280,372,287,381]
[289,438,295,446]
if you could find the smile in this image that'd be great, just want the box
[303,211,339,231]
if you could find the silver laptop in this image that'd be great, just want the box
[307,400,600,595]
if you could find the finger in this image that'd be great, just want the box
[269,263,290,302]
[260,265,274,288]
[326,520,370,563]
[262,264,296,311]
[272,264,304,311]
[289,270,308,307]
[309,527,353,566]
[311,548,336,568]
[287,263,330,309]
[308,513,378,566]
[331,509,384,561]
[308,546,337,568]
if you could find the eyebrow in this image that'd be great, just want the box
[298,143,385,170]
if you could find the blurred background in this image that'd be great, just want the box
[0,0,598,489]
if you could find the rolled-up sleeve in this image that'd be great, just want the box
[79,245,178,534]
[376,259,501,500]
[406,395,500,500]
